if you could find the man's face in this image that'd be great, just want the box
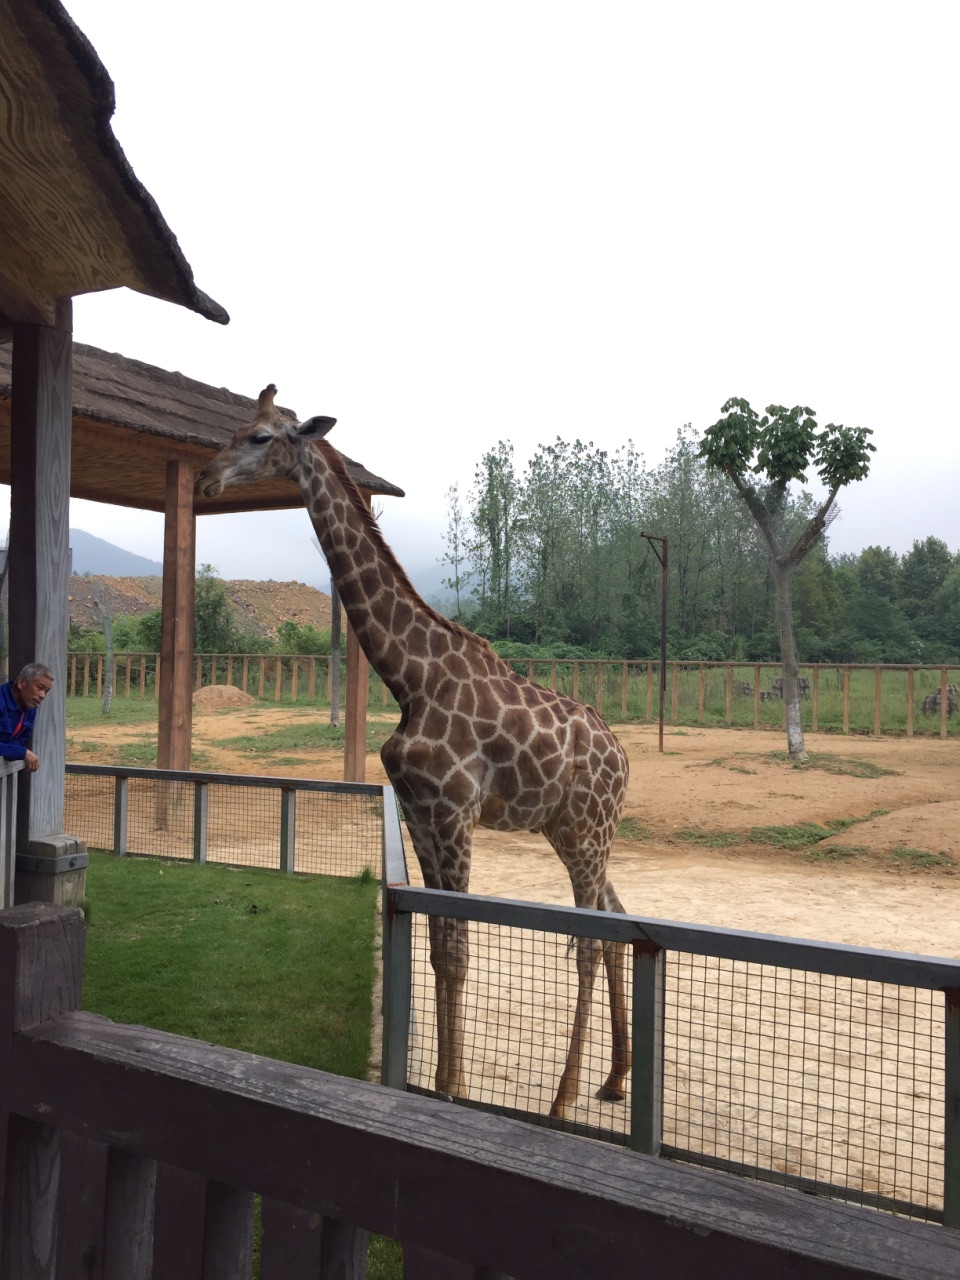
[15,676,53,708]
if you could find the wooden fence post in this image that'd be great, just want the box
[906,668,914,737]
[0,905,85,1279]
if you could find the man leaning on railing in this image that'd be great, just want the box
[0,662,54,773]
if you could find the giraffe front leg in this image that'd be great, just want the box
[429,914,470,1098]
[549,933,602,1120]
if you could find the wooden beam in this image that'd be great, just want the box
[157,460,196,772]
[8,304,72,850]
[342,497,371,783]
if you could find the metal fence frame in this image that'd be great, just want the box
[381,826,960,1227]
[65,762,387,875]
[58,762,960,1227]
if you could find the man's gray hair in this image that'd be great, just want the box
[16,663,54,683]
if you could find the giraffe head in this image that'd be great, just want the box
[195,384,337,498]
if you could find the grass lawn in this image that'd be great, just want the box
[81,853,401,1276]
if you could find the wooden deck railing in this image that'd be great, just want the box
[2,905,959,1278]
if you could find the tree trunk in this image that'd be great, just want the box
[772,563,806,759]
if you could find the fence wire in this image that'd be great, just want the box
[404,915,947,1220]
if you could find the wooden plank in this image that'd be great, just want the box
[201,1182,253,1280]
[151,1164,207,1280]
[56,1134,108,1280]
[156,459,196,772]
[260,1198,325,1278]
[101,1149,156,1280]
[11,1013,960,1280]
[0,1116,61,1279]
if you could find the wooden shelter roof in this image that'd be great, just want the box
[0,343,405,513]
[0,0,227,327]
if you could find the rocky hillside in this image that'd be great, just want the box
[69,575,333,640]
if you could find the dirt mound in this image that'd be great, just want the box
[193,684,257,708]
[69,575,333,640]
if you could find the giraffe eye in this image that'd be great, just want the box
[251,433,272,445]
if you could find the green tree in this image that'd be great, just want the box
[698,399,875,758]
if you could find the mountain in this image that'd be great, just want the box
[70,529,163,577]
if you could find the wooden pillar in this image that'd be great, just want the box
[8,303,88,906]
[343,497,371,782]
[156,460,196,771]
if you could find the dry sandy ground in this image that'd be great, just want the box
[75,693,960,955]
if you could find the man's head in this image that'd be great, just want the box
[13,663,54,710]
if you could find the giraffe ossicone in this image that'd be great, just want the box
[196,387,632,1118]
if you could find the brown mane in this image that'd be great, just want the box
[314,437,490,651]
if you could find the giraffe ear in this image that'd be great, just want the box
[297,416,337,439]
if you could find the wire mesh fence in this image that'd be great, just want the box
[64,765,382,878]
[387,891,959,1225]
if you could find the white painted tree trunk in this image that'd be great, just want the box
[772,565,806,759]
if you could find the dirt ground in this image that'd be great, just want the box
[79,694,959,956]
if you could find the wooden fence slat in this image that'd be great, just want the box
[260,1198,325,1278]
[0,1116,61,1279]
[56,1134,109,1280]
[151,1163,208,1280]
[907,668,914,737]
[102,1149,157,1280]
[201,1182,254,1280]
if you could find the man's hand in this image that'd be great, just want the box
[24,750,39,772]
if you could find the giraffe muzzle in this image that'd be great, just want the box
[195,467,224,498]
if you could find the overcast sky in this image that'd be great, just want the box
[6,1,959,589]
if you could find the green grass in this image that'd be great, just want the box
[889,846,953,870]
[616,817,651,842]
[67,697,161,728]
[82,853,378,1076]
[677,829,742,848]
[82,853,401,1277]
[787,753,899,779]
[679,812,890,853]
[213,719,397,757]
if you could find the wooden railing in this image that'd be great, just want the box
[2,904,958,1278]
[66,654,960,736]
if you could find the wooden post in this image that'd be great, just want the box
[258,659,265,700]
[274,658,282,703]
[724,666,732,726]
[874,668,882,737]
[343,624,368,783]
[646,664,653,720]
[291,658,299,703]
[906,668,914,737]
[572,661,580,702]
[596,663,604,717]
[308,657,316,703]
[83,655,90,697]
[842,668,851,734]
[670,665,679,724]
[621,662,628,720]
[941,668,949,740]
[157,459,196,772]
[0,904,86,1275]
[8,306,88,907]
[811,667,819,732]
[139,655,146,699]
[753,663,761,729]
[242,656,249,694]
[342,500,370,782]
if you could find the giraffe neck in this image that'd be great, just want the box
[295,441,447,705]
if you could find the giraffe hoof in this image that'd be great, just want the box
[596,1084,626,1102]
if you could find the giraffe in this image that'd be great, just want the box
[196,387,631,1118]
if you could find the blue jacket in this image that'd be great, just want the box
[0,681,37,760]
